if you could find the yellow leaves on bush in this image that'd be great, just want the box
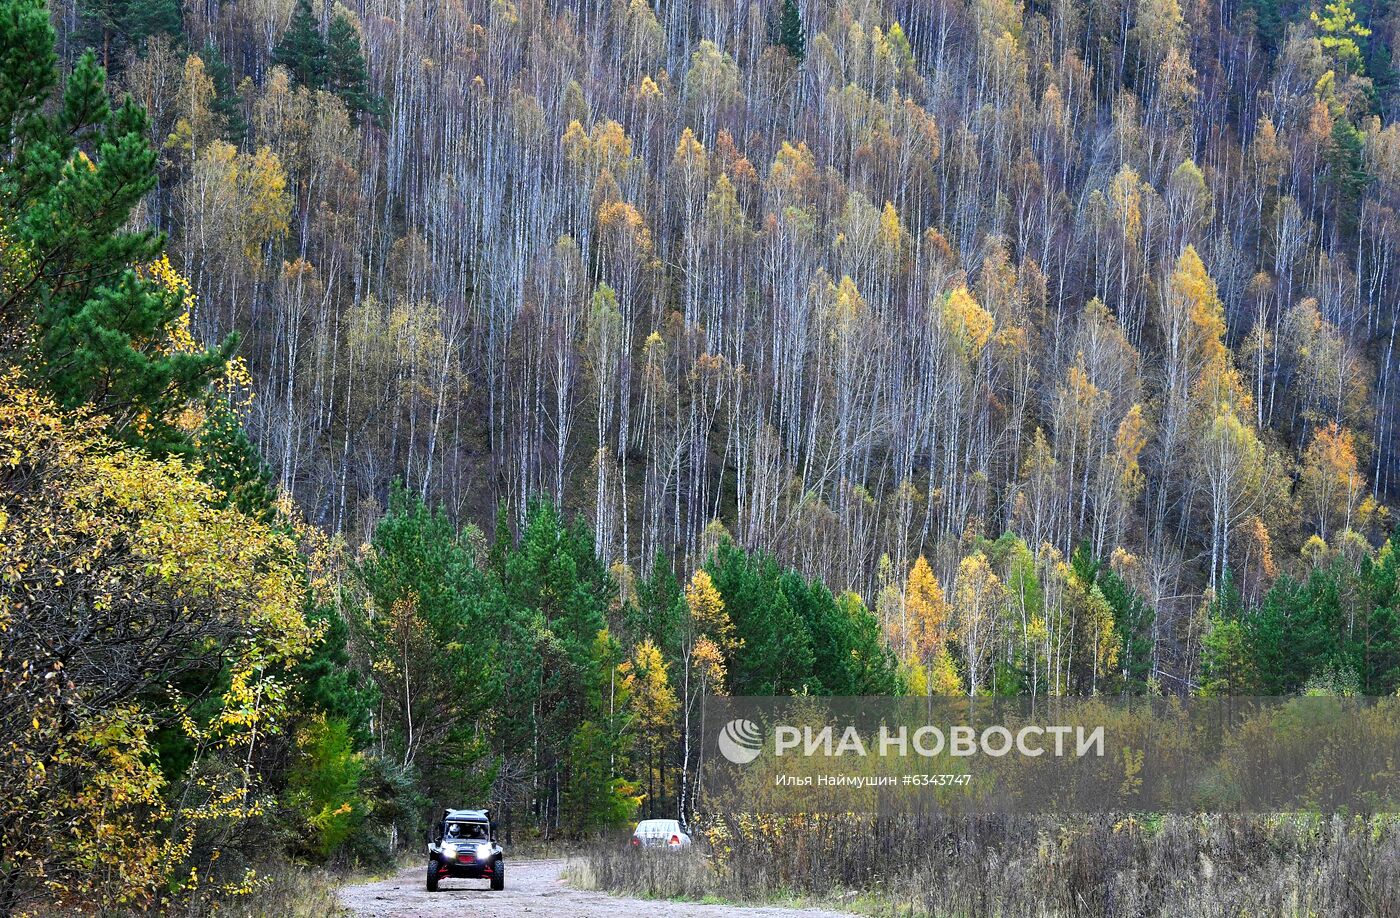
[139,256,256,433]
[1,372,318,909]
[52,707,174,909]
[60,443,306,654]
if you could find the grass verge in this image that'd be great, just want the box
[573,814,1400,917]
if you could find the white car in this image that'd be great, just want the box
[630,818,691,850]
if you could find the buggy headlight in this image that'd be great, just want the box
[443,843,458,859]
[476,843,492,858]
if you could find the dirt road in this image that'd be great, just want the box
[338,859,853,917]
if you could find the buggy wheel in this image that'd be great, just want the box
[490,858,504,890]
[426,859,439,892]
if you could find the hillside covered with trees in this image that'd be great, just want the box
[1,0,1399,911]
[49,0,1400,663]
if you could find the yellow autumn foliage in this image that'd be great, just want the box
[903,555,950,664]
[1300,422,1377,540]
[0,371,315,911]
[686,568,737,654]
[1114,403,1149,497]
[943,286,995,357]
[188,140,291,264]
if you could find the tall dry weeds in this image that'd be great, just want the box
[582,815,1400,917]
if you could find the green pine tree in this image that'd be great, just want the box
[1244,0,1284,53]
[197,395,276,521]
[493,502,617,818]
[1359,542,1399,693]
[284,717,367,859]
[489,500,514,573]
[829,591,900,694]
[121,0,183,50]
[630,552,683,659]
[75,0,123,69]
[563,721,639,833]
[1098,565,1156,693]
[201,42,247,146]
[777,0,805,62]
[296,601,377,747]
[563,629,639,834]
[76,0,184,71]
[273,0,328,90]
[1199,571,1257,695]
[0,0,231,453]
[1328,116,1368,236]
[705,539,815,695]
[1311,0,1371,73]
[354,484,500,802]
[326,12,379,122]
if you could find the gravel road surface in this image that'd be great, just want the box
[338,858,853,917]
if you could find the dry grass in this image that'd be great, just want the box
[579,814,1400,917]
[148,862,347,918]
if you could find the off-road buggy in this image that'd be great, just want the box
[425,808,504,891]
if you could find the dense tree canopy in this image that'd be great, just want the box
[59,0,1393,690]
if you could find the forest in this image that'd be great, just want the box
[1,0,1398,912]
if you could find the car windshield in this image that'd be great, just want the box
[445,822,488,841]
[636,820,679,835]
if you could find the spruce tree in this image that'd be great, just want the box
[273,0,328,90]
[201,42,247,146]
[1098,564,1156,693]
[296,601,376,747]
[356,485,500,801]
[777,0,805,62]
[1328,117,1368,236]
[705,539,815,695]
[77,0,184,71]
[326,12,378,122]
[1361,542,1399,694]
[121,0,183,48]
[0,0,231,452]
[197,394,276,521]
